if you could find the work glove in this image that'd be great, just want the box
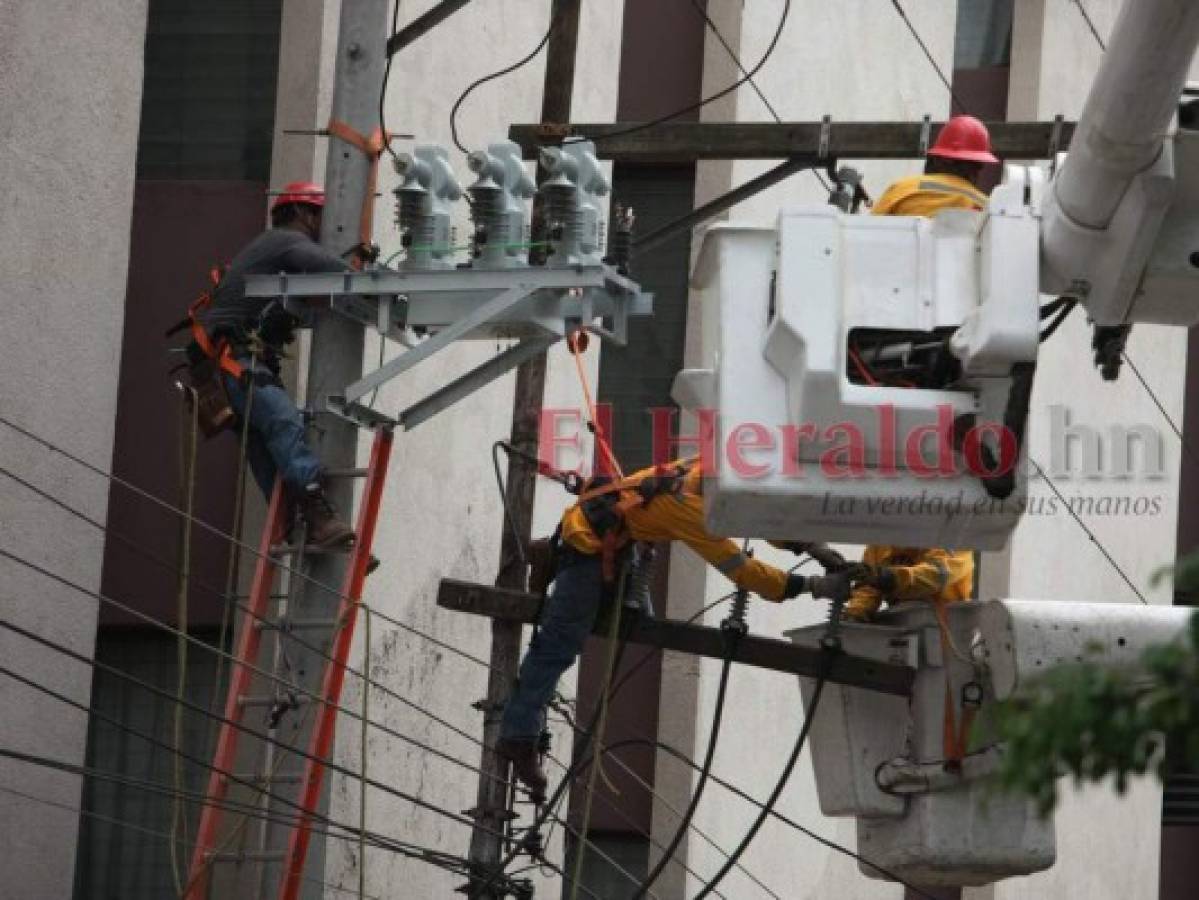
[857,565,898,594]
[783,571,851,602]
[778,541,848,572]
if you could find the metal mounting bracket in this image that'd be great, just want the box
[244,264,652,430]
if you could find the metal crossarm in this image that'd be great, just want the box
[243,264,652,430]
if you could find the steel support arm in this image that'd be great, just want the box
[386,0,474,56]
[437,578,915,695]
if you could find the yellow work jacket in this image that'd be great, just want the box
[559,462,791,601]
[872,173,987,217]
[846,545,974,620]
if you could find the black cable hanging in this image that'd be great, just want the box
[573,0,792,146]
[628,544,756,899]
[449,11,559,153]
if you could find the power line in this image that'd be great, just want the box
[0,784,385,900]
[692,675,827,899]
[1027,458,1149,604]
[578,0,792,145]
[0,745,477,880]
[449,11,557,153]
[1073,0,1107,52]
[0,626,506,845]
[594,737,941,900]
[0,469,509,784]
[888,0,969,115]
[0,461,738,896]
[380,0,405,164]
[0,443,768,895]
[0,412,498,675]
[684,0,833,196]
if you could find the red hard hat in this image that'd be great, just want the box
[271,180,325,212]
[928,115,999,164]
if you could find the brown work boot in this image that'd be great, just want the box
[300,482,356,550]
[496,737,548,800]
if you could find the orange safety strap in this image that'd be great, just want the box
[569,331,624,479]
[326,118,390,260]
[932,598,978,767]
[185,267,246,383]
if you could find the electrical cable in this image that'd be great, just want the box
[1027,458,1149,604]
[449,12,557,153]
[1,450,758,896]
[1073,0,1107,52]
[0,411,499,675]
[684,0,833,195]
[593,738,940,900]
[887,0,970,116]
[0,784,383,900]
[0,466,509,784]
[1039,298,1077,343]
[1,413,776,895]
[0,747,480,881]
[380,0,404,164]
[0,622,508,845]
[692,675,828,899]
[630,645,736,899]
[576,0,792,146]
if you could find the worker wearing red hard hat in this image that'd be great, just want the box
[872,115,999,216]
[189,180,358,548]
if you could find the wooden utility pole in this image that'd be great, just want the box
[466,2,582,895]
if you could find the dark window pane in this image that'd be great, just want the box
[136,0,283,180]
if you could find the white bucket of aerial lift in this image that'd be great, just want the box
[786,599,1191,886]
[673,177,1041,552]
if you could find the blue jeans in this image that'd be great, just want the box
[222,365,323,499]
[501,553,605,741]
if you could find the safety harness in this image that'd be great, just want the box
[576,461,692,587]
[165,264,246,383]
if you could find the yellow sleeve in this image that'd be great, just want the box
[871,179,908,216]
[630,494,790,601]
[845,545,885,619]
[890,547,973,602]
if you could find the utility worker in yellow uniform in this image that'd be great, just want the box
[839,118,994,621]
[872,114,997,216]
[846,546,974,621]
[497,459,847,796]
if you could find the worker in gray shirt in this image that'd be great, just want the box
[190,181,360,548]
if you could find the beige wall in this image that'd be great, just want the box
[0,0,146,896]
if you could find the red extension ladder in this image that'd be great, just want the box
[185,427,393,899]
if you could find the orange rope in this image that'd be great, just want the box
[569,331,624,479]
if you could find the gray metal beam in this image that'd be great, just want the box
[399,334,559,430]
[509,120,1077,163]
[342,284,534,404]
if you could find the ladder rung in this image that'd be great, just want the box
[324,467,370,478]
[253,617,338,632]
[269,543,352,556]
[238,694,311,708]
[228,772,302,785]
[209,850,285,863]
